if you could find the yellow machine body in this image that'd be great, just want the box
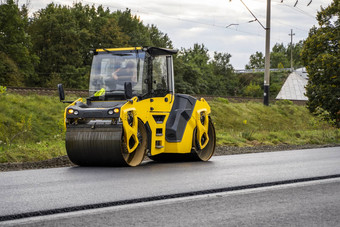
[119,94,211,156]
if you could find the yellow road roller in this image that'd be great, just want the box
[58,47,215,166]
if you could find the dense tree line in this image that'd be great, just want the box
[0,0,290,98]
[0,1,173,88]
[0,1,37,86]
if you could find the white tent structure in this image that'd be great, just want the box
[276,68,308,101]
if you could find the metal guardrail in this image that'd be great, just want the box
[6,86,88,96]
[235,68,292,73]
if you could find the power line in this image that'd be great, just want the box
[273,20,309,33]
[235,0,310,35]
[280,1,316,18]
[239,0,266,30]
[281,0,313,7]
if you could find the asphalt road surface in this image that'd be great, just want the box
[0,147,339,226]
[3,179,340,226]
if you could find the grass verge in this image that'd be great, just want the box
[0,93,71,163]
[0,94,339,163]
[210,98,340,146]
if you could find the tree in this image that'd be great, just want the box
[245,51,264,69]
[174,44,212,94]
[210,52,236,95]
[173,44,237,96]
[0,0,38,85]
[287,40,304,69]
[0,52,23,86]
[115,9,151,47]
[147,24,173,48]
[29,4,85,87]
[270,43,289,69]
[29,3,129,88]
[301,0,340,126]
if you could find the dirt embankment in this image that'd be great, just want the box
[0,144,339,172]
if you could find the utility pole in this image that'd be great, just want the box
[289,29,295,71]
[263,0,271,106]
[231,0,271,105]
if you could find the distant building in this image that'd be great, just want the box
[276,68,308,101]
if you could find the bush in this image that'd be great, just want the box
[0,86,7,94]
[243,82,262,97]
[214,97,229,104]
[275,99,293,105]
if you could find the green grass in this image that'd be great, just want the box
[0,93,339,163]
[210,98,340,146]
[0,93,72,163]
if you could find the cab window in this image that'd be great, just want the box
[152,56,168,96]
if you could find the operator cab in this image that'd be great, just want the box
[89,47,177,101]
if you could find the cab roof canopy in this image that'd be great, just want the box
[95,46,178,55]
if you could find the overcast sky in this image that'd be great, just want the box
[23,0,332,69]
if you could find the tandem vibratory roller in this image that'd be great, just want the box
[58,47,215,167]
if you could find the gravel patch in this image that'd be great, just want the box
[0,156,75,172]
[1,144,339,172]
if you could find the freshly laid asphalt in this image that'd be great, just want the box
[0,147,339,221]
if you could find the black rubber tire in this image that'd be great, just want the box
[193,117,216,161]
[121,119,148,166]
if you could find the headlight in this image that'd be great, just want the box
[67,109,74,114]
[108,108,119,115]
[74,110,79,115]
